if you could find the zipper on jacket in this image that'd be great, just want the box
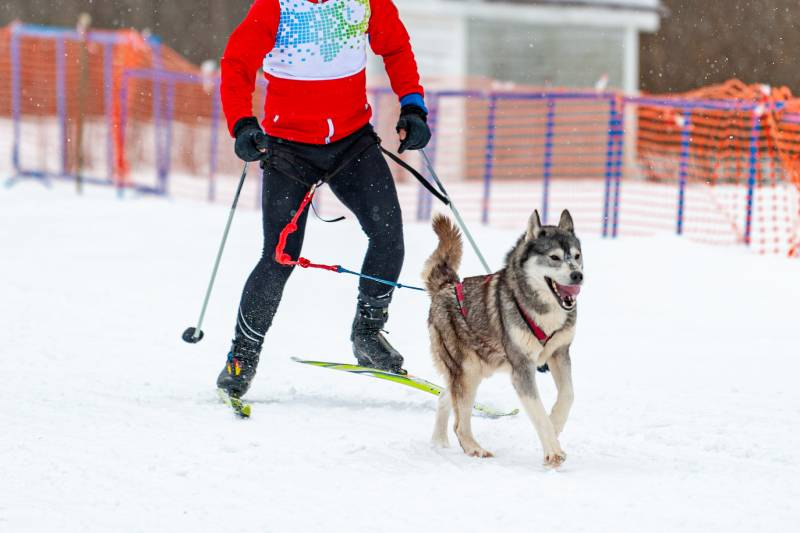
[325,118,334,144]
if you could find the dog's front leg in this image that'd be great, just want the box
[511,362,566,467]
[547,346,574,437]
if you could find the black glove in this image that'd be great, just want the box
[233,117,268,162]
[396,105,431,153]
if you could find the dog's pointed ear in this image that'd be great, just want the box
[526,210,543,240]
[558,209,575,234]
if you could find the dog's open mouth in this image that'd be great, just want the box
[546,277,581,310]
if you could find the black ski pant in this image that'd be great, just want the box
[233,125,404,352]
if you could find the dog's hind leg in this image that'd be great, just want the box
[431,388,452,448]
[511,362,566,467]
[452,360,493,458]
[430,326,454,448]
[547,347,574,437]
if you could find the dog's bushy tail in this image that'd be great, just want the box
[422,214,463,293]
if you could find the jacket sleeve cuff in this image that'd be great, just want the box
[232,116,261,138]
[400,93,427,114]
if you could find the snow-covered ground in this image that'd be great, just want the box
[1,180,799,533]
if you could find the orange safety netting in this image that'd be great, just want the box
[0,23,205,181]
[2,24,798,257]
[636,79,800,255]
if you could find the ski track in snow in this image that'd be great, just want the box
[1,182,799,532]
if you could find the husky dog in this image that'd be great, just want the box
[423,210,583,466]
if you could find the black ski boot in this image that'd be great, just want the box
[216,339,261,398]
[351,293,406,375]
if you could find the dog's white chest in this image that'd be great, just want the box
[508,323,546,363]
[509,309,572,366]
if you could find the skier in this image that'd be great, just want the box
[217,0,430,398]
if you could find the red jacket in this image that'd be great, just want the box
[221,0,424,144]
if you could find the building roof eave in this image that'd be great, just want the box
[398,0,663,32]
[487,0,668,17]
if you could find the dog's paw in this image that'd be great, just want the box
[464,446,494,458]
[543,450,567,468]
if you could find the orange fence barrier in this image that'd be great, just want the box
[635,79,800,255]
[0,23,195,182]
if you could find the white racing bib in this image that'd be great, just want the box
[264,0,371,80]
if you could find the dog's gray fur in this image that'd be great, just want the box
[423,210,583,466]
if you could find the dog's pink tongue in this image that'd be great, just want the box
[558,283,581,297]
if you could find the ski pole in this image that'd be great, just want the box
[421,150,492,274]
[182,161,249,343]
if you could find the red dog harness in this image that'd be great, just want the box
[455,282,468,318]
[513,297,551,346]
[455,277,551,346]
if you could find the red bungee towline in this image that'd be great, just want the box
[274,183,425,291]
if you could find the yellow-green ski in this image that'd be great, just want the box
[217,388,251,418]
[291,357,519,419]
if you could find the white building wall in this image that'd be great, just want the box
[466,21,626,89]
[367,7,466,85]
